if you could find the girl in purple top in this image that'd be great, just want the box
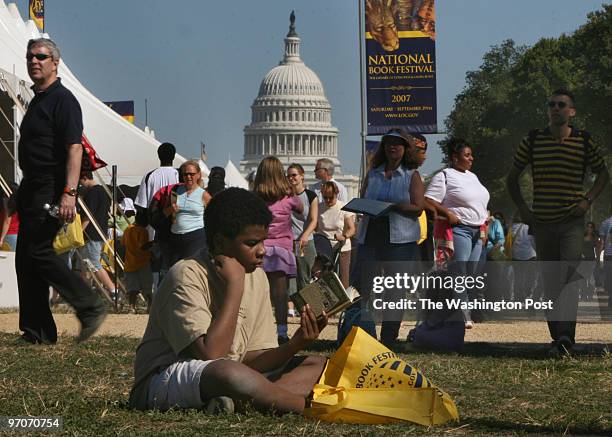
[253,156,303,343]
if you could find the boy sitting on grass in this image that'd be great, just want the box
[129,188,328,413]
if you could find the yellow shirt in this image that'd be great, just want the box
[120,225,150,272]
[129,254,277,409]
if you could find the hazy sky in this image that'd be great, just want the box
[14,0,605,176]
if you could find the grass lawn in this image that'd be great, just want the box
[0,334,610,436]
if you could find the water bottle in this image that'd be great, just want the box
[43,203,60,218]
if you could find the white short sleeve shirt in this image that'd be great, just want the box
[425,168,489,227]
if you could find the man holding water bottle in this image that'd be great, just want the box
[15,38,106,344]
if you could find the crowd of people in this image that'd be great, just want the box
[4,36,612,414]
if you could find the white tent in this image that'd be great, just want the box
[0,1,185,187]
[224,159,249,189]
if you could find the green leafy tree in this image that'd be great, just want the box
[443,5,612,221]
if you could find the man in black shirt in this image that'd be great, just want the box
[78,172,115,298]
[16,38,106,344]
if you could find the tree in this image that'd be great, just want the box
[443,5,612,221]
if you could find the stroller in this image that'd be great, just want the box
[312,233,344,278]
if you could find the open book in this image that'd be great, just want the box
[290,272,359,319]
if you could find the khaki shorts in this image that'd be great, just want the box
[147,359,220,411]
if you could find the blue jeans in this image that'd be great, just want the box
[78,240,104,271]
[450,225,482,321]
[350,241,419,289]
[3,234,17,251]
[350,241,419,344]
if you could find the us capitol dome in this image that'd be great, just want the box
[240,12,359,198]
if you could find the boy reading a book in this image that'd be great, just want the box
[129,188,328,413]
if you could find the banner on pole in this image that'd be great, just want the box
[104,101,135,124]
[364,0,437,134]
[29,0,45,31]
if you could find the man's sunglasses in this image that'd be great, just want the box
[26,53,52,61]
[547,101,569,109]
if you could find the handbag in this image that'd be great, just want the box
[53,214,85,254]
[304,327,459,425]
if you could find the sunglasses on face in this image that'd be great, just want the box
[287,173,300,178]
[323,196,334,201]
[182,172,198,177]
[547,101,569,109]
[384,141,405,148]
[26,53,52,61]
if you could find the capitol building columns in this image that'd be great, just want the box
[245,132,340,161]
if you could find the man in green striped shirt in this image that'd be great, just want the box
[507,88,609,356]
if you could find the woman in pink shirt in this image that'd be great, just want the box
[253,156,303,343]
[0,185,19,251]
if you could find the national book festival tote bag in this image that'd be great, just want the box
[304,327,459,425]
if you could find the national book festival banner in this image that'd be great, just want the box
[364,0,437,134]
[29,0,44,31]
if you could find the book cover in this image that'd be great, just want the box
[291,272,357,319]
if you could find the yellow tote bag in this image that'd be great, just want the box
[53,214,85,254]
[304,327,459,426]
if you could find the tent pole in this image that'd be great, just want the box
[112,165,118,310]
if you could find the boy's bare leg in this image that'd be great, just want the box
[268,355,327,398]
[200,355,326,413]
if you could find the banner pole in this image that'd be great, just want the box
[112,165,118,311]
[358,0,367,195]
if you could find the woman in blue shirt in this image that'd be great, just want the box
[166,160,210,265]
[351,128,425,346]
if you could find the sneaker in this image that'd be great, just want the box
[287,309,299,317]
[17,332,40,345]
[407,328,416,343]
[77,310,108,343]
[205,396,234,415]
[465,321,474,330]
[547,336,574,358]
[547,341,560,358]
